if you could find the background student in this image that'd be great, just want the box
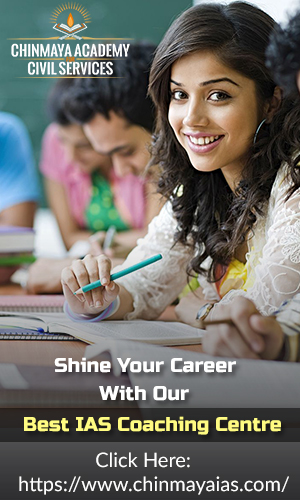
[266,9,300,94]
[62,2,300,362]
[27,42,163,294]
[40,77,152,253]
[63,41,163,252]
[0,112,40,284]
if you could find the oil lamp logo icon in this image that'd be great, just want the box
[51,3,91,40]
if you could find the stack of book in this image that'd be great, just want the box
[0,226,35,266]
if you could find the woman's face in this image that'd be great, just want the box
[168,51,262,189]
[57,124,112,175]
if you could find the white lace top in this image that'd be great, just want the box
[117,163,300,319]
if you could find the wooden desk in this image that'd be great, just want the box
[0,285,202,368]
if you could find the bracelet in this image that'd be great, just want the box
[64,296,120,323]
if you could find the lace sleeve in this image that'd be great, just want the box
[116,202,193,320]
[217,168,300,315]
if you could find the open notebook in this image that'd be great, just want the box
[0,312,204,346]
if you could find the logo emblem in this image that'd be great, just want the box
[51,3,91,40]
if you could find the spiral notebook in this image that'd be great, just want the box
[0,329,76,340]
[0,295,65,312]
[0,296,71,340]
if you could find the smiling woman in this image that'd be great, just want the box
[62,2,300,362]
[148,1,300,304]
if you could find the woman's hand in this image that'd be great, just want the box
[61,254,119,316]
[202,296,284,360]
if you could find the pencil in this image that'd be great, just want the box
[103,225,116,251]
[74,253,163,294]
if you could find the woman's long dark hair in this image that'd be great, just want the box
[149,1,300,282]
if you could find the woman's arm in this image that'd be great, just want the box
[45,178,92,250]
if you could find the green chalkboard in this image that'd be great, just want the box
[0,0,192,202]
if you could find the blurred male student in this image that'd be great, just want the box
[27,42,163,294]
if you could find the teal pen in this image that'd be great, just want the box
[74,253,163,294]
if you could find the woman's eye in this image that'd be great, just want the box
[209,91,230,102]
[171,90,187,101]
[121,150,134,157]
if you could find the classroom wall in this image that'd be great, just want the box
[1,0,192,194]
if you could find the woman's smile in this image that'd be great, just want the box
[185,133,224,153]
